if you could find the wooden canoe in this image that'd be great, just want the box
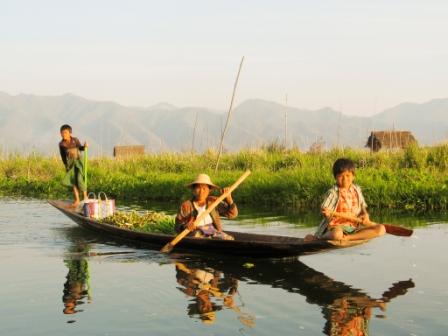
[48,200,371,258]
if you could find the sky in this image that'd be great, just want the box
[1,0,448,116]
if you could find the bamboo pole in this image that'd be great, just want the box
[191,111,198,152]
[284,94,288,149]
[214,56,245,173]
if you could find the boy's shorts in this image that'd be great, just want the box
[192,224,234,240]
[341,225,357,234]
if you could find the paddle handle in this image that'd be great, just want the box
[331,211,413,237]
[331,211,365,225]
[161,170,251,253]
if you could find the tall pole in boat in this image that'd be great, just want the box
[284,94,288,149]
[191,111,198,152]
[215,56,245,173]
[336,104,342,150]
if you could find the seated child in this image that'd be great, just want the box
[59,124,88,207]
[314,158,385,241]
[175,174,237,240]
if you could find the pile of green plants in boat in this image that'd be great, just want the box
[100,210,176,235]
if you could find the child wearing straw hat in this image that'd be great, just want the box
[175,174,237,240]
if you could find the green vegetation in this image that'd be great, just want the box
[1,144,447,211]
[101,210,176,235]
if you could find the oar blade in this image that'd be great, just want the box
[384,224,413,237]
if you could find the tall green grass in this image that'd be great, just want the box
[1,144,447,211]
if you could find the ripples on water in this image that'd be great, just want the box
[1,198,447,335]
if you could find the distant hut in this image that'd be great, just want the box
[308,137,325,153]
[366,131,417,152]
[113,145,145,158]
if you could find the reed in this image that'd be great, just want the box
[1,145,447,211]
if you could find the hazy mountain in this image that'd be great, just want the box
[0,92,446,156]
[371,98,448,144]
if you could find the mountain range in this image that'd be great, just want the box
[0,91,446,156]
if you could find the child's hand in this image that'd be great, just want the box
[84,142,89,148]
[360,213,371,225]
[222,187,233,205]
[186,218,196,231]
[322,208,332,218]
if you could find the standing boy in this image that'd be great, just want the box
[59,124,88,207]
[315,158,385,241]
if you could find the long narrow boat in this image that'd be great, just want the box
[49,200,370,258]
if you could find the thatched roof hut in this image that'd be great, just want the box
[113,145,145,158]
[366,131,417,152]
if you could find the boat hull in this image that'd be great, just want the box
[49,200,369,257]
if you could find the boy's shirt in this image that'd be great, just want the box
[329,186,360,228]
[315,184,367,238]
[59,137,85,169]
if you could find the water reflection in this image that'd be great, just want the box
[62,242,92,319]
[175,262,254,327]
[173,258,414,335]
[322,279,415,335]
[59,228,415,333]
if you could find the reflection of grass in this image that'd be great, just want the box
[1,145,448,212]
[367,210,448,228]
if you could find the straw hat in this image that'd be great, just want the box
[194,269,214,284]
[186,174,219,189]
[201,311,216,324]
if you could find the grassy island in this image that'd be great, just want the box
[1,144,447,211]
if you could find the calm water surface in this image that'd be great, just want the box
[1,199,447,335]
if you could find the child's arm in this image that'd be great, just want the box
[74,137,88,151]
[321,187,338,218]
[359,207,372,226]
[59,144,68,170]
[357,186,371,225]
[356,186,372,226]
[216,194,238,219]
[175,202,196,232]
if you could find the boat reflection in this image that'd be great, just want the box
[172,257,414,335]
[61,241,92,319]
[59,228,414,333]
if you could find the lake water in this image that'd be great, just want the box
[1,199,447,335]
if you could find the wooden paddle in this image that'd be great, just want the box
[160,170,251,253]
[331,211,413,237]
